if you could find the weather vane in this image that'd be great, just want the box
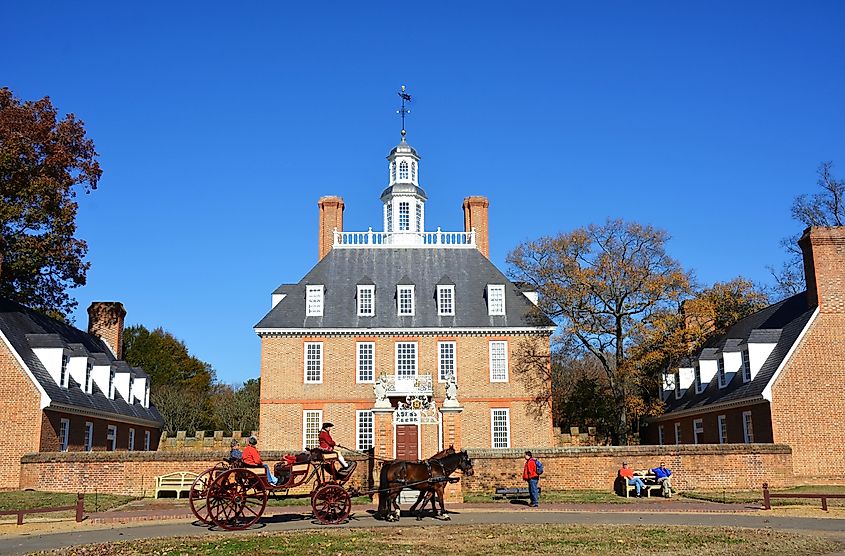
[397,85,412,139]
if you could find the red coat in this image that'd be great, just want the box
[242,445,263,466]
[523,458,538,480]
[319,430,336,451]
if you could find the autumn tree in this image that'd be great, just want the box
[770,162,845,298]
[0,88,101,318]
[508,219,692,444]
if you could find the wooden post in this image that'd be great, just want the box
[76,493,85,522]
[762,482,771,510]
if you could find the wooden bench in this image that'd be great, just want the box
[623,472,666,498]
[494,487,541,500]
[154,471,198,498]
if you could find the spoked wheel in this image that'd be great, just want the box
[206,468,268,531]
[189,464,226,523]
[312,482,352,525]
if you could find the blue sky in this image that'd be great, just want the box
[4,2,844,385]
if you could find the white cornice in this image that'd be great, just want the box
[255,326,556,337]
[0,328,51,409]
[762,306,819,402]
[47,402,161,428]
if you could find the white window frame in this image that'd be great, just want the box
[658,425,665,446]
[304,342,323,384]
[743,411,754,443]
[144,430,151,451]
[741,350,751,383]
[108,368,116,399]
[491,408,511,448]
[303,410,323,450]
[357,285,375,317]
[489,341,509,382]
[395,342,418,378]
[487,285,506,316]
[693,419,704,444]
[107,425,117,451]
[85,362,92,394]
[717,358,727,388]
[694,365,702,394]
[84,421,93,452]
[399,160,409,180]
[718,415,727,444]
[437,285,455,316]
[415,202,422,231]
[59,418,70,452]
[398,201,410,231]
[356,410,374,451]
[397,285,415,316]
[674,422,682,445]
[60,355,69,389]
[438,341,456,382]
[306,285,324,317]
[356,342,375,383]
[128,427,136,451]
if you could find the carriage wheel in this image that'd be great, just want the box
[312,482,351,525]
[189,464,226,523]
[206,468,268,531]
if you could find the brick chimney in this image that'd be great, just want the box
[463,196,490,259]
[318,196,344,261]
[87,302,127,359]
[798,226,845,313]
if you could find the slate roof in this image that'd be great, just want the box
[255,248,555,330]
[0,296,162,426]
[663,292,814,414]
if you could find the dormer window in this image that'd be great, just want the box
[694,365,702,394]
[109,368,116,399]
[85,362,92,394]
[127,379,133,404]
[357,285,375,316]
[437,285,455,316]
[399,202,410,231]
[717,358,727,388]
[674,371,681,399]
[397,285,415,316]
[399,160,409,180]
[306,285,324,317]
[144,384,150,407]
[741,350,751,383]
[60,355,69,388]
[487,285,506,316]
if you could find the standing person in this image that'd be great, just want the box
[619,461,645,497]
[651,462,673,498]
[242,435,278,485]
[318,422,349,469]
[522,451,540,507]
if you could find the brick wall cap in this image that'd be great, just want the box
[464,444,792,459]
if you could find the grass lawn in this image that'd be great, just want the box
[0,491,136,514]
[33,524,841,555]
[680,485,845,507]
[465,489,625,504]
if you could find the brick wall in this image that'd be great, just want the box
[463,196,490,259]
[462,444,796,493]
[317,196,344,261]
[260,333,553,452]
[0,340,43,488]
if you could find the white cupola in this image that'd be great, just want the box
[380,135,427,244]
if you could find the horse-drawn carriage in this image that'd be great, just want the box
[189,446,474,530]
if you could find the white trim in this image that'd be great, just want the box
[84,421,93,451]
[741,350,751,383]
[397,285,415,316]
[144,430,151,451]
[489,340,509,382]
[487,285,506,316]
[717,358,727,389]
[693,365,703,394]
[304,342,323,384]
[306,285,324,317]
[59,418,70,452]
[256,326,556,336]
[356,341,375,383]
[357,285,375,317]
[437,285,455,316]
[303,409,323,450]
[437,341,457,383]
[107,424,117,451]
[718,414,727,444]
[0,329,51,409]
[128,427,136,451]
[762,306,819,401]
[395,341,418,378]
[693,418,703,444]
[356,409,374,451]
[742,410,754,443]
[674,422,681,445]
[491,408,511,448]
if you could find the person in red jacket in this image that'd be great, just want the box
[522,450,540,507]
[242,435,278,485]
[318,422,348,469]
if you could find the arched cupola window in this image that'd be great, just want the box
[399,161,409,180]
[411,161,416,181]
[391,162,396,182]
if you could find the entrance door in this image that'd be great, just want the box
[395,424,419,460]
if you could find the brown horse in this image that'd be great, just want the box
[408,445,455,520]
[377,449,473,522]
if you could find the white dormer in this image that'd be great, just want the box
[66,352,91,391]
[677,365,695,396]
[747,329,781,381]
[522,291,539,305]
[662,371,677,400]
[113,366,132,402]
[698,358,718,391]
[132,371,148,406]
[272,293,286,308]
[306,285,324,317]
[487,285,506,316]
[90,358,111,396]
[29,336,66,388]
[721,350,742,387]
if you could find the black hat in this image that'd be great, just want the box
[322,422,334,429]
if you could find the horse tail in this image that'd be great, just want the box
[377,461,391,515]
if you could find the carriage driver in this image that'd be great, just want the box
[242,435,278,485]
[318,423,349,469]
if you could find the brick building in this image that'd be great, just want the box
[0,297,162,488]
[255,134,556,461]
[646,226,845,480]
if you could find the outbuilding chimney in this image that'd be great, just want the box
[798,226,845,313]
[463,196,490,259]
[318,196,344,261]
[87,302,127,359]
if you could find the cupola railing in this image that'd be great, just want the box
[333,227,476,248]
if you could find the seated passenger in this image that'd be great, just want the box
[229,439,242,461]
[650,462,673,498]
[318,422,349,469]
[242,435,277,485]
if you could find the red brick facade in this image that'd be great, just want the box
[39,410,159,453]
[463,196,490,259]
[318,196,344,261]
[0,336,43,489]
[646,402,773,446]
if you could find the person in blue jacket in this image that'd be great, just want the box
[651,462,673,498]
